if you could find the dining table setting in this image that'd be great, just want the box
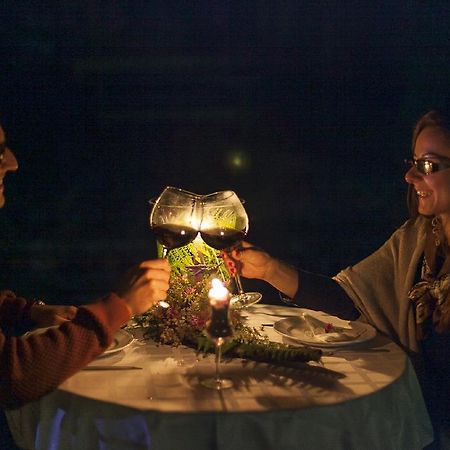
[7,303,434,450]
[6,187,435,449]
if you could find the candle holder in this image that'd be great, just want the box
[201,279,234,390]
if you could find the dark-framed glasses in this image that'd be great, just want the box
[405,157,450,175]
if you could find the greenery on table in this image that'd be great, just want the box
[131,241,322,364]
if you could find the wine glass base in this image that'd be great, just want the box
[201,377,233,390]
[230,292,262,309]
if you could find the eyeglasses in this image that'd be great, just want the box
[405,157,450,175]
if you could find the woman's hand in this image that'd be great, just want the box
[223,242,299,298]
[115,258,171,316]
[223,242,274,281]
[30,304,78,328]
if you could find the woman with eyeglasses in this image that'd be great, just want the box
[0,125,170,448]
[225,109,450,449]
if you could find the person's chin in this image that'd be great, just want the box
[419,208,431,215]
[0,194,5,208]
[417,199,435,217]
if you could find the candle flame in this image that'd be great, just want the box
[211,278,223,289]
[209,278,229,303]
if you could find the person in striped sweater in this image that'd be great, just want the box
[0,124,170,448]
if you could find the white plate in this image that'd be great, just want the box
[230,292,263,309]
[102,329,134,356]
[273,309,376,348]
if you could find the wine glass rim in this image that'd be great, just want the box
[149,188,245,205]
[164,186,202,197]
[203,190,235,198]
[149,186,202,205]
[201,190,245,205]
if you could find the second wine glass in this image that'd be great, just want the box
[200,190,262,308]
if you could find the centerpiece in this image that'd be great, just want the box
[133,186,321,363]
[132,186,322,365]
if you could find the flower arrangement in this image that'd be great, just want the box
[131,238,322,364]
[132,265,217,347]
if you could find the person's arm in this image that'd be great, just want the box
[262,258,300,299]
[0,292,130,408]
[0,291,77,336]
[225,245,300,297]
[226,245,359,320]
[0,258,171,408]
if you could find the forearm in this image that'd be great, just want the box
[263,259,299,299]
[0,293,130,408]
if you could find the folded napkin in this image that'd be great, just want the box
[301,313,362,342]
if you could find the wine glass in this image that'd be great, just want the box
[149,186,201,258]
[201,278,233,390]
[150,187,202,307]
[199,190,262,308]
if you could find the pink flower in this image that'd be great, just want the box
[189,314,207,329]
[184,287,196,296]
[167,308,181,320]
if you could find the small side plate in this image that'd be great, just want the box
[274,310,376,348]
[102,329,134,356]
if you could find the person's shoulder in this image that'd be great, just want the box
[391,216,429,242]
[396,216,429,232]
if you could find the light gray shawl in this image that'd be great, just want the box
[334,216,429,353]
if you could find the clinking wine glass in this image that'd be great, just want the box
[150,187,202,307]
[200,190,262,308]
[201,278,234,390]
[149,186,201,257]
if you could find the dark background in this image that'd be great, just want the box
[1,1,449,303]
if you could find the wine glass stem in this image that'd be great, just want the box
[158,246,170,308]
[215,338,224,384]
[233,274,244,295]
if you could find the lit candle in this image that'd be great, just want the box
[206,278,233,339]
[208,278,230,308]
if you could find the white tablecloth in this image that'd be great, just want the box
[7,305,433,450]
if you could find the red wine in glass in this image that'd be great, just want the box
[152,224,198,251]
[200,228,246,250]
[200,190,262,308]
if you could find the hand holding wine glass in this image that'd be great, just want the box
[224,243,300,300]
[115,259,171,317]
[200,191,262,308]
[224,242,273,280]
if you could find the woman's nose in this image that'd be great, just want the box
[404,166,422,184]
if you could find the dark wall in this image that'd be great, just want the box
[1,1,450,302]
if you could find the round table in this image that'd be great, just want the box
[7,304,433,450]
